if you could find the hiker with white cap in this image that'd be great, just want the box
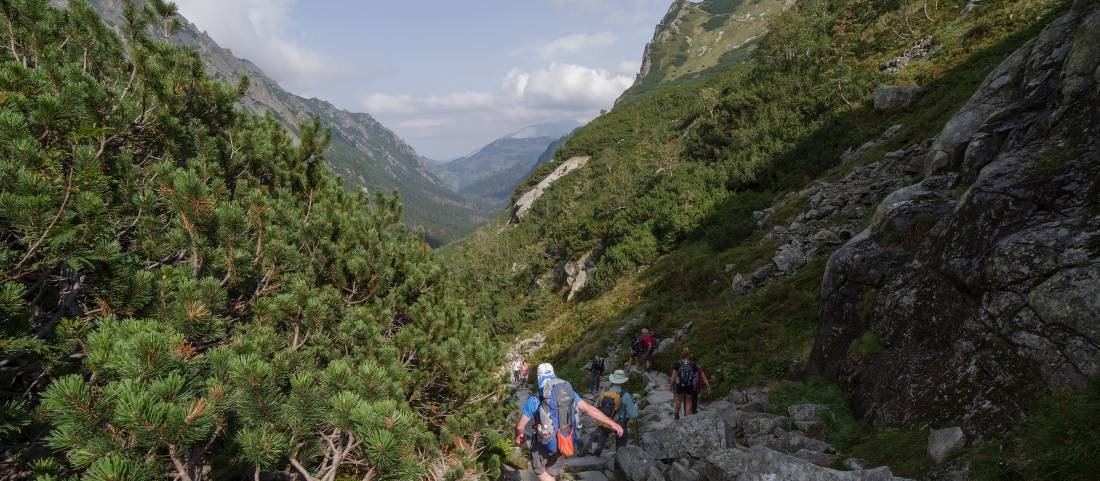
[592,369,639,457]
[516,363,623,481]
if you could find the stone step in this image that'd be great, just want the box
[502,466,541,481]
[566,456,609,472]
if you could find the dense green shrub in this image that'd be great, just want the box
[0,1,498,479]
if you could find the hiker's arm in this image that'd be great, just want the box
[668,370,677,391]
[701,370,712,391]
[515,415,531,445]
[578,400,624,437]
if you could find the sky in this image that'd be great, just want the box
[172,0,673,160]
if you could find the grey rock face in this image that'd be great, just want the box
[874,85,925,111]
[563,249,599,301]
[881,36,935,72]
[669,459,700,481]
[810,6,1100,435]
[513,156,590,221]
[731,125,922,304]
[706,446,911,481]
[616,445,664,481]
[567,456,610,472]
[643,411,729,460]
[927,427,967,463]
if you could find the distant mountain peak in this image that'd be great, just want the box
[506,120,582,140]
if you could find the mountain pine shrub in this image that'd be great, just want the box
[0,1,500,479]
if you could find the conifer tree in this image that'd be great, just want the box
[0,1,503,479]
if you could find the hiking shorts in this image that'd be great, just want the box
[530,442,565,477]
[675,384,696,395]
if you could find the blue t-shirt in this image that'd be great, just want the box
[522,378,582,419]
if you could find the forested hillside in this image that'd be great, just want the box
[0,1,500,479]
[78,0,491,246]
[448,0,1098,479]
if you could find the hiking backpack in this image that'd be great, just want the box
[536,378,579,456]
[676,361,697,390]
[596,389,622,420]
[592,357,605,371]
[631,336,642,354]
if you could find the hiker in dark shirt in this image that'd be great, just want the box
[667,347,697,420]
[640,328,657,371]
[585,355,605,394]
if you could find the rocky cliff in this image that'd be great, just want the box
[808,0,1100,436]
[621,0,790,101]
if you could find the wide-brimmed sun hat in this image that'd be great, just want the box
[608,369,629,384]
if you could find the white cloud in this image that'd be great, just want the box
[537,32,617,59]
[362,92,496,115]
[424,92,497,110]
[362,94,417,115]
[174,0,340,95]
[617,60,642,76]
[398,118,452,129]
[502,63,634,110]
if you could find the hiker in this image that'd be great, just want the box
[516,363,624,481]
[592,369,638,457]
[584,354,605,394]
[628,334,642,369]
[667,347,697,420]
[641,328,657,371]
[520,361,530,385]
[512,358,523,384]
[691,363,712,414]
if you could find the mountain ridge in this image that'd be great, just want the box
[426,121,579,204]
[76,0,489,245]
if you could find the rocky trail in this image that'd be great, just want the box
[501,352,923,481]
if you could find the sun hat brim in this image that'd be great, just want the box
[609,372,629,384]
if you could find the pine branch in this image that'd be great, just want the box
[288,458,320,481]
[5,166,74,281]
[168,444,195,481]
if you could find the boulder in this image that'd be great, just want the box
[567,456,609,472]
[502,466,541,481]
[669,459,700,481]
[647,390,675,405]
[702,448,748,481]
[577,471,610,481]
[792,449,839,467]
[738,413,793,438]
[773,240,808,274]
[787,404,828,422]
[927,427,966,463]
[738,445,912,481]
[765,431,831,455]
[643,411,730,460]
[615,445,664,481]
[874,85,925,111]
[788,403,828,433]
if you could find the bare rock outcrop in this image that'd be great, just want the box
[513,156,590,221]
[809,5,1100,435]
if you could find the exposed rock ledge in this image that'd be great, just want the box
[513,156,590,221]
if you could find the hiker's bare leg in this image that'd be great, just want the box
[673,395,682,419]
[684,395,694,416]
